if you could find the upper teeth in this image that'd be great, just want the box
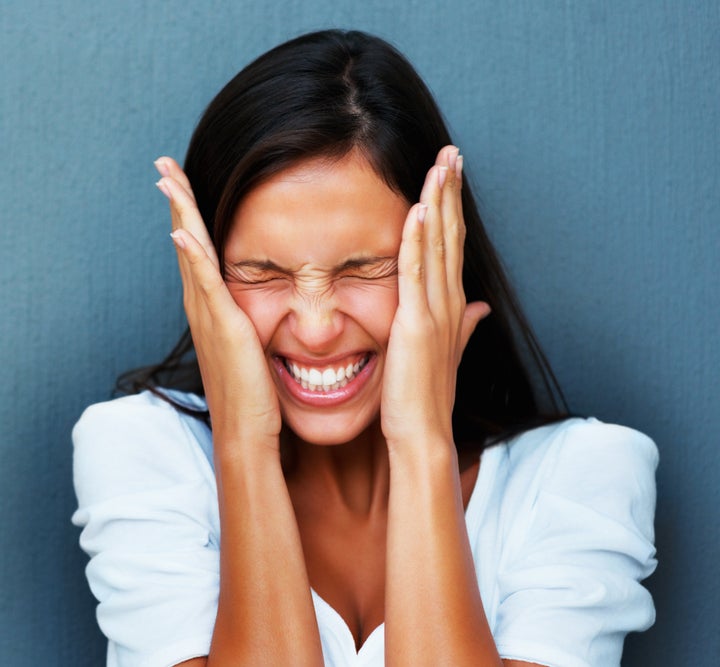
[288,357,368,392]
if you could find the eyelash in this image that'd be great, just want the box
[237,279,390,290]
[229,267,398,286]
[239,278,287,287]
[245,276,283,284]
[340,273,395,281]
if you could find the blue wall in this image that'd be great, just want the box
[1,2,717,664]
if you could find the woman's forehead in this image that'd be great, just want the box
[226,151,410,262]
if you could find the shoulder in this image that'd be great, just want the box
[493,418,658,545]
[74,388,207,427]
[488,420,659,666]
[72,390,211,508]
[504,417,657,492]
[71,391,218,665]
[496,418,658,578]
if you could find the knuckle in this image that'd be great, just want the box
[406,227,423,245]
[411,315,434,338]
[172,197,191,217]
[400,260,424,281]
[447,295,463,315]
[198,272,223,296]
[419,322,435,339]
[446,218,462,237]
[186,251,203,266]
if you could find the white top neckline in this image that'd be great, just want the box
[309,444,501,660]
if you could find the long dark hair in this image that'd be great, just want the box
[118,29,568,451]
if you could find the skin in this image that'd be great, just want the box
[155,147,545,667]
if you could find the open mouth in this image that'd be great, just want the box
[281,353,371,393]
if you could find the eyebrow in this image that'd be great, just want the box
[228,256,396,274]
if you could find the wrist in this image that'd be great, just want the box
[212,429,280,465]
[382,409,454,456]
[387,434,458,473]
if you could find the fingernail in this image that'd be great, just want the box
[448,148,459,172]
[438,166,448,189]
[455,155,464,180]
[154,158,170,177]
[417,204,428,223]
[170,230,186,249]
[156,179,172,200]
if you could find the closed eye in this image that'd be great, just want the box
[339,271,397,282]
[337,258,398,282]
[236,276,284,285]
[224,264,289,286]
[225,256,398,284]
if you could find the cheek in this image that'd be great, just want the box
[337,284,398,343]
[227,287,288,347]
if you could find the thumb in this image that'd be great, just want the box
[459,301,491,355]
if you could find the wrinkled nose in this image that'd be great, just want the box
[288,294,344,353]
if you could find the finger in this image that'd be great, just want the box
[170,228,235,313]
[431,145,462,220]
[154,156,196,203]
[432,145,465,293]
[434,144,458,169]
[459,301,491,357]
[418,164,449,311]
[441,149,465,291]
[426,146,464,310]
[397,203,429,314]
[157,175,219,267]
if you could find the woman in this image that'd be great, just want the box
[72,29,657,667]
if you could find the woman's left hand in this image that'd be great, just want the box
[381,146,490,453]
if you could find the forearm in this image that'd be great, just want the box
[208,434,323,666]
[156,158,322,665]
[385,443,502,667]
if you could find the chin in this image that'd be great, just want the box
[281,408,381,447]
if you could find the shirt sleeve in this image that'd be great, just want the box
[71,393,220,667]
[493,419,658,667]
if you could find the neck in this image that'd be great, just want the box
[282,419,390,517]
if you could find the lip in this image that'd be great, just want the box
[276,350,368,369]
[272,353,377,407]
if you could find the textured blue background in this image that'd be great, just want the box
[1,2,718,664]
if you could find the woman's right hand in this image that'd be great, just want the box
[156,159,322,666]
[155,158,282,453]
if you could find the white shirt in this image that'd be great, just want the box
[72,390,657,667]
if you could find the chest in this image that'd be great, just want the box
[291,461,480,651]
[297,507,387,650]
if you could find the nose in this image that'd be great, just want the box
[287,292,345,353]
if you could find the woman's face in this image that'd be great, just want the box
[224,151,410,446]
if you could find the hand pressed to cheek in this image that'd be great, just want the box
[154,157,283,445]
[381,147,490,450]
[422,146,489,359]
